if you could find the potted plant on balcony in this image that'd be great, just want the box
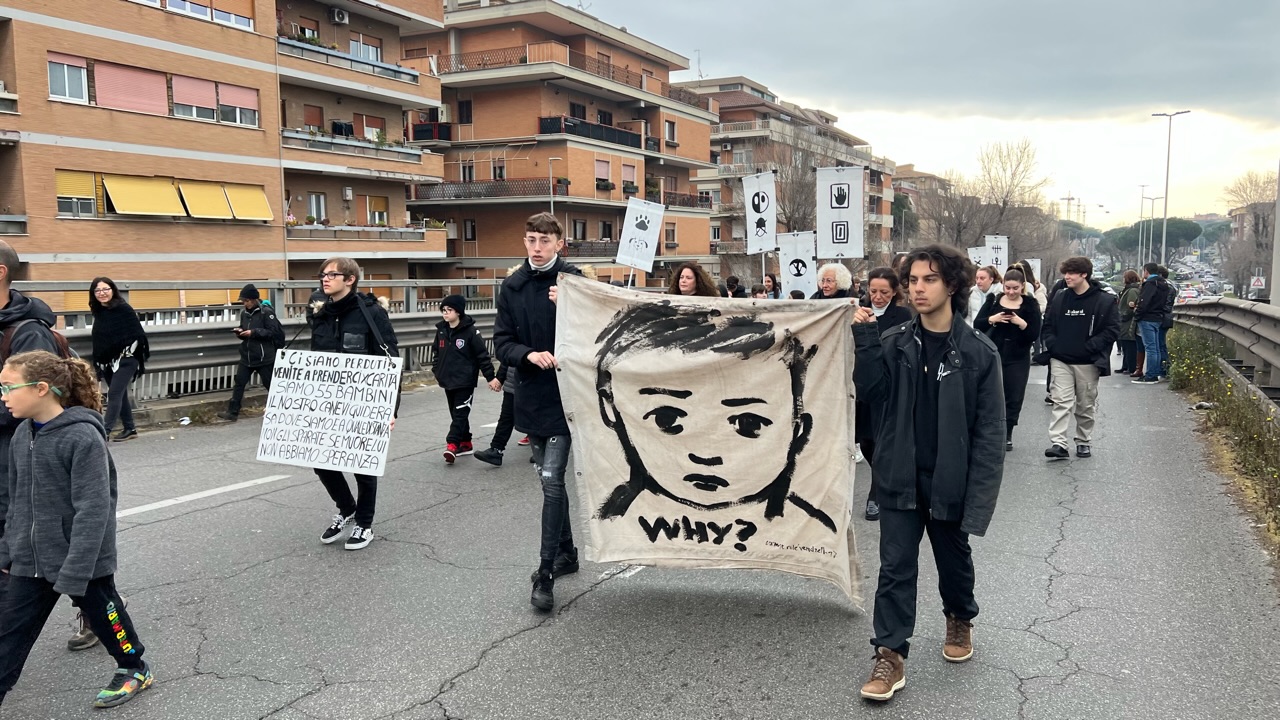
[595,179,616,191]
[556,176,571,186]
[621,181,639,195]
[285,213,298,227]
[374,130,388,148]
[305,215,316,225]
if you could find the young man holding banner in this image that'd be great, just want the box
[310,257,398,551]
[493,213,583,611]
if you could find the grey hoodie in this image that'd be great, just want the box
[0,406,118,597]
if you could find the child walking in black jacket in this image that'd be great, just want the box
[432,295,500,463]
[0,351,153,709]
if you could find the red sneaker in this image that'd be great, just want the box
[443,443,458,464]
[517,436,531,447]
[458,441,474,456]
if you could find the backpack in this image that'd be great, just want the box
[0,318,78,361]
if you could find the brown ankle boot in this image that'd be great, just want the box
[943,615,974,662]
[860,646,905,701]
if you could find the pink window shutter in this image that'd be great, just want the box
[47,52,87,68]
[95,63,168,116]
[217,83,259,110]
[172,76,217,108]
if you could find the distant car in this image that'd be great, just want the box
[1176,289,1201,304]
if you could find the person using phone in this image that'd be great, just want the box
[974,269,1041,451]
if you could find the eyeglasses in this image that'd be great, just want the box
[93,288,112,294]
[316,272,347,280]
[0,381,61,397]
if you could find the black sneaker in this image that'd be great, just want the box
[1005,440,1013,452]
[216,411,238,422]
[530,549,580,581]
[1075,444,1092,458]
[864,500,880,521]
[1044,394,1052,404]
[531,571,554,612]
[112,429,138,442]
[474,448,504,466]
[1044,445,1069,460]
[345,525,373,550]
[320,512,354,544]
[1132,377,1159,384]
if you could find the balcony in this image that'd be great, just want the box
[712,241,747,255]
[281,128,424,163]
[646,191,711,210]
[287,225,429,241]
[409,122,453,144]
[562,241,620,258]
[410,178,563,201]
[278,37,419,84]
[711,120,773,136]
[538,116,641,149]
[868,214,894,228]
[717,162,780,177]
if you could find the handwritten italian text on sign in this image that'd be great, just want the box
[257,350,402,476]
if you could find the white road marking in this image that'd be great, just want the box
[618,565,645,579]
[116,475,293,518]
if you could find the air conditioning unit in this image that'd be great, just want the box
[330,7,350,25]
[342,187,354,201]
[721,143,733,151]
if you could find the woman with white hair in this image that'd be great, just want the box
[811,262,853,300]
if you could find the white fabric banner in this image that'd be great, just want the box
[741,171,778,255]
[815,165,865,259]
[257,350,401,476]
[966,246,989,268]
[555,274,862,602]
[615,197,666,273]
[777,231,819,299]
[982,235,1009,271]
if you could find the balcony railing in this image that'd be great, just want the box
[410,122,453,142]
[281,128,423,163]
[712,241,747,255]
[711,120,771,134]
[286,226,428,241]
[410,178,562,201]
[646,191,711,210]
[563,241,620,258]
[278,37,419,84]
[428,43,710,111]
[717,162,780,176]
[538,116,641,150]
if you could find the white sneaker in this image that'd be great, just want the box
[345,525,373,550]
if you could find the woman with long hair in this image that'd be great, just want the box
[1012,259,1049,309]
[855,266,912,521]
[967,265,1002,323]
[974,268,1042,451]
[666,262,720,297]
[763,273,781,299]
[1116,269,1142,374]
[88,277,149,442]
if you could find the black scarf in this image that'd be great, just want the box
[91,303,149,368]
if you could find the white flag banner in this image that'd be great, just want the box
[258,350,402,476]
[815,165,865,259]
[777,231,819,299]
[983,235,1009,272]
[742,171,778,255]
[555,274,862,602]
[966,246,989,268]
[614,197,665,273]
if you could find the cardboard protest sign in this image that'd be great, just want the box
[555,274,862,602]
[257,350,401,476]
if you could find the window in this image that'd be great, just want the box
[711,189,722,204]
[718,83,742,91]
[303,104,324,132]
[174,104,217,120]
[600,221,614,241]
[298,17,319,39]
[219,104,258,126]
[57,197,96,217]
[594,160,610,180]
[349,33,383,63]
[457,100,473,124]
[597,52,611,66]
[732,148,752,165]
[460,161,475,183]
[665,222,676,244]
[167,0,211,20]
[95,63,169,115]
[216,82,259,127]
[569,102,586,120]
[664,120,678,143]
[307,193,326,222]
[622,164,636,184]
[572,219,586,241]
[463,219,476,241]
[596,109,613,126]
[698,190,711,205]
[711,224,721,241]
[367,196,389,225]
[172,75,217,120]
[213,5,254,30]
[47,55,87,103]
[491,159,506,181]
[130,0,162,6]
[357,114,386,142]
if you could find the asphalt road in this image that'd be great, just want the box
[4,374,1278,719]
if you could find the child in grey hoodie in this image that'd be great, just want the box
[0,351,153,709]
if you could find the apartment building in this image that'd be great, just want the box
[0,0,445,310]
[676,76,896,270]
[401,0,718,286]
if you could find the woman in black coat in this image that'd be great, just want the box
[974,268,1042,451]
[855,266,912,521]
[89,277,149,441]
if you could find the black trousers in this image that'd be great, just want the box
[1002,356,1031,433]
[872,488,979,658]
[315,469,377,527]
[490,392,515,451]
[0,574,145,696]
[103,358,138,433]
[227,362,273,416]
[531,435,575,565]
[444,387,474,445]
[858,439,878,505]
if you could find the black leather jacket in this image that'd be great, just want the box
[854,314,1006,536]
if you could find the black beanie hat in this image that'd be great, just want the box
[239,283,261,300]
[441,294,466,314]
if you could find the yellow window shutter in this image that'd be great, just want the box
[55,170,95,198]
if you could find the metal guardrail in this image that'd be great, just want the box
[1174,298,1280,376]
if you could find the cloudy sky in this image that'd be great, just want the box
[575,0,1280,227]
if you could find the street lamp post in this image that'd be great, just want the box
[1143,196,1163,263]
[548,156,563,215]
[1153,110,1190,264]
[1136,184,1148,267]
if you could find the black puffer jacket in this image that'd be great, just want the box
[493,257,582,437]
[431,315,496,390]
[1135,275,1170,322]
[854,314,1006,536]
[310,292,397,357]
[238,303,285,368]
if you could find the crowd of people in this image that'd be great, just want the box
[0,221,1176,709]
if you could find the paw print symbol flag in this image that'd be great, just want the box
[615,196,666,273]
